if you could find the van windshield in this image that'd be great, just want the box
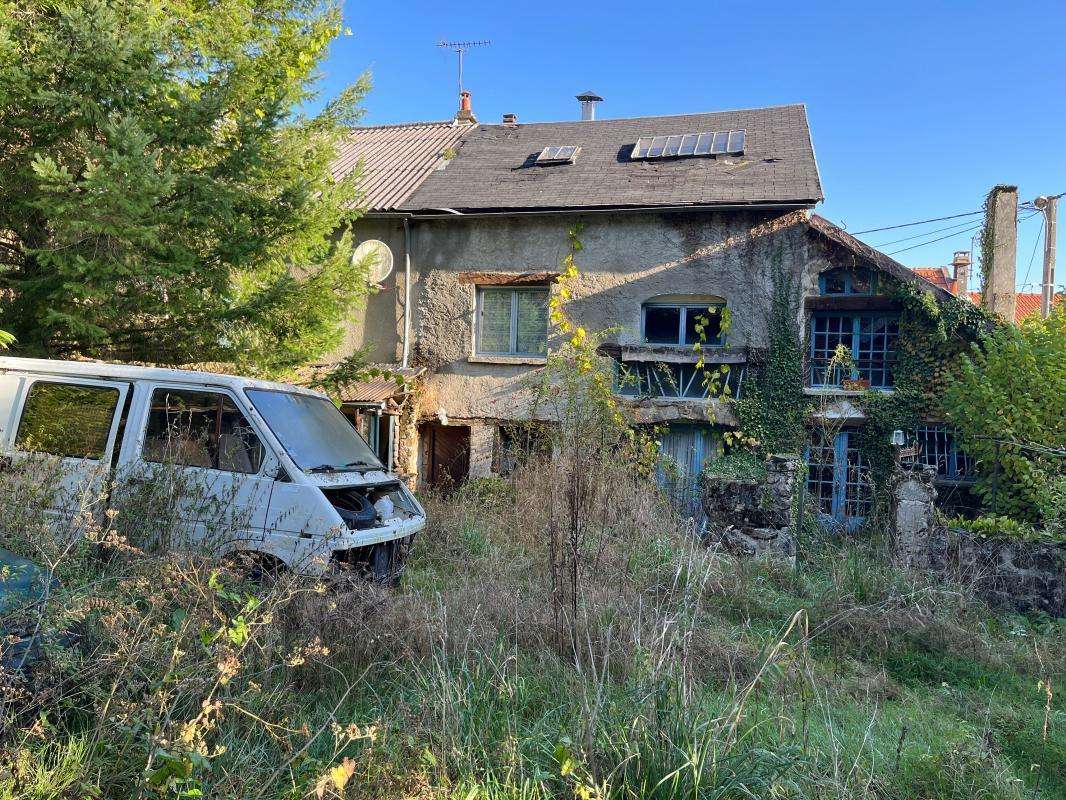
[245,390,383,473]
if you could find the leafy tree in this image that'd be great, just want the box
[0,0,370,375]
[944,308,1066,523]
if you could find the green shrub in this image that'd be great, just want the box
[943,308,1066,523]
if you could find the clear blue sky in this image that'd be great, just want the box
[312,0,1064,292]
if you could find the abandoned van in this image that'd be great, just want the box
[0,358,426,578]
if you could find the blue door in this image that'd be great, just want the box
[806,431,870,531]
[657,424,716,518]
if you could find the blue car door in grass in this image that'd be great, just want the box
[806,431,870,531]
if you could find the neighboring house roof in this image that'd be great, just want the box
[913,266,958,294]
[332,121,473,212]
[966,291,1060,324]
[908,269,1058,323]
[807,215,957,302]
[401,104,822,212]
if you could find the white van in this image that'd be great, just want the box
[0,358,425,578]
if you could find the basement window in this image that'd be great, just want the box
[476,286,549,356]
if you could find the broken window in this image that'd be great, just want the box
[642,302,725,346]
[476,286,549,356]
[143,389,264,474]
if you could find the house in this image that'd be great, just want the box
[330,92,975,529]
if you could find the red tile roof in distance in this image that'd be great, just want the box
[967,291,1059,323]
[908,265,1063,323]
[332,121,473,212]
[913,267,957,294]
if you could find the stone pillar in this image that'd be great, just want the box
[983,185,1018,323]
[891,465,938,569]
[467,423,496,479]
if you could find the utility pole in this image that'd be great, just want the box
[1034,194,1060,318]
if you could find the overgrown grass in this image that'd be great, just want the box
[0,455,1062,799]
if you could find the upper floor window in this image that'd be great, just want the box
[476,286,549,357]
[642,301,725,346]
[809,312,899,389]
[819,268,878,296]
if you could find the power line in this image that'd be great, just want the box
[871,217,984,248]
[885,223,984,256]
[850,210,983,235]
[1021,215,1046,289]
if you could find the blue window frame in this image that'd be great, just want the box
[818,268,878,295]
[914,425,975,481]
[806,430,870,530]
[642,303,726,346]
[809,313,899,388]
[616,361,745,400]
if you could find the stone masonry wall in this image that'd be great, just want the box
[700,454,800,563]
[890,465,1065,617]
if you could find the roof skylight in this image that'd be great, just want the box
[536,145,580,165]
[632,130,745,160]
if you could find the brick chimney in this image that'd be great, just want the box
[502,112,518,125]
[951,251,971,296]
[983,185,1018,322]
[455,90,476,124]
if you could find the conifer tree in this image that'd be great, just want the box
[0,0,369,375]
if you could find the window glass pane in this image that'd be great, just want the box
[15,382,119,459]
[822,270,846,294]
[144,389,263,474]
[644,306,681,344]
[247,390,380,472]
[514,290,548,355]
[478,289,512,353]
[683,306,722,345]
[850,269,873,294]
[218,396,265,473]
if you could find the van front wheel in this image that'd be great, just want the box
[370,539,407,587]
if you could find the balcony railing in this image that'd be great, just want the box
[616,360,746,400]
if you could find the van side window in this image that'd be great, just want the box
[15,382,120,459]
[143,389,264,474]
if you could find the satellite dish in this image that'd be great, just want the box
[352,239,394,284]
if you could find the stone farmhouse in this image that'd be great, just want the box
[327,93,1013,531]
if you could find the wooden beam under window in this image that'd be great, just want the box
[805,295,903,312]
[458,271,559,286]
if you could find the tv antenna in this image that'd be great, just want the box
[438,39,491,94]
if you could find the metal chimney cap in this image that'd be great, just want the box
[575,91,603,102]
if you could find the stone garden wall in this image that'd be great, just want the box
[700,454,799,563]
[890,465,1065,617]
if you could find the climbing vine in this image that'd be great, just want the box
[732,249,809,455]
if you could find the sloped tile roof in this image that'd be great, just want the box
[967,291,1061,324]
[808,215,957,302]
[913,266,958,294]
[402,104,822,212]
[332,121,473,212]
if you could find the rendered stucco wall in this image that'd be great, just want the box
[340,218,407,364]
[403,209,815,423]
